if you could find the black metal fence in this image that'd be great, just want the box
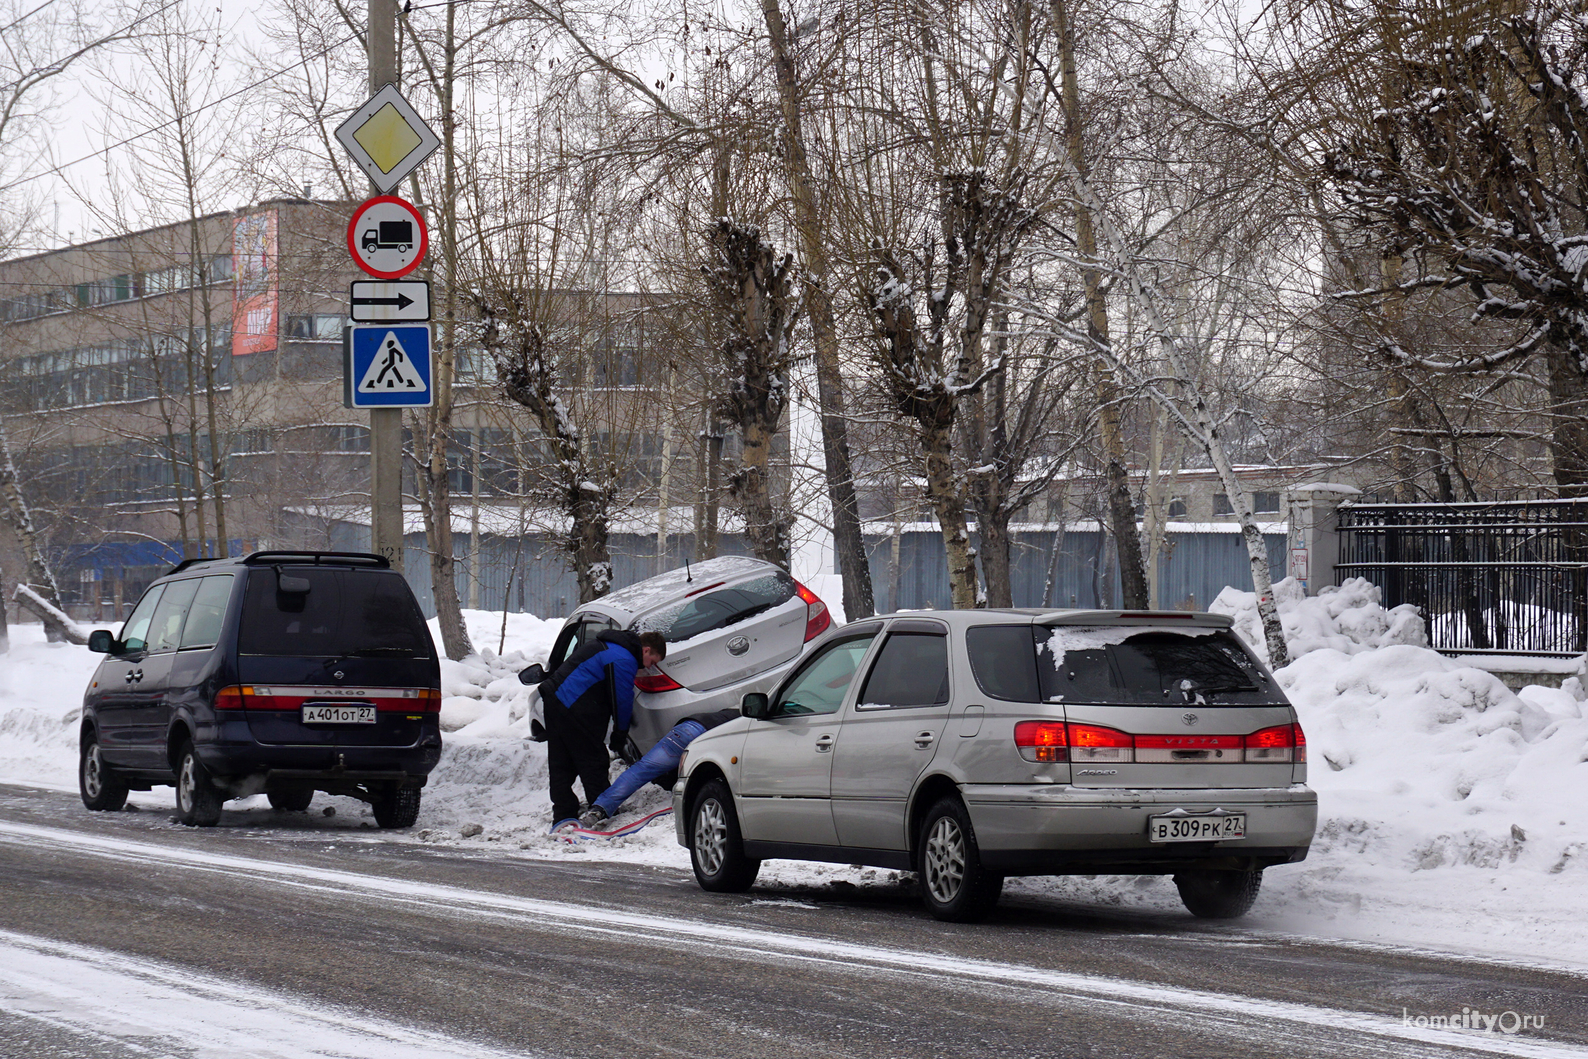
[1337,499,1588,656]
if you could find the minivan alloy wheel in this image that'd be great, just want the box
[175,740,222,827]
[79,736,127,812]
[83,745,105,799]
[688,779,760,892]
[917,795,1002,922]
[695,798,728,876]
[924,816,967,903]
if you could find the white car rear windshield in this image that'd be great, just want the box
[636,572,797,643]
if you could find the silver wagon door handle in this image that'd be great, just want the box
[914,731,935,748]
[814,734,834,753]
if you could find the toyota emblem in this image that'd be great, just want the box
[1182,712,1199,726]
[726,636,751,656]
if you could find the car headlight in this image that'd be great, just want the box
[676,750,689,776]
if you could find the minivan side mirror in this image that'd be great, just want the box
[741,692,770,719]
[518,662,545,686]
[87,629,118,654]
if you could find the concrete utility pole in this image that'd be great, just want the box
[368,0,404,572]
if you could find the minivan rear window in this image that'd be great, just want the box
[238,568,433,657]
[636,572,796,643]
[1037,628,1282,705]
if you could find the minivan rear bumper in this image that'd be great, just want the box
[962,782,1316,875]
[196,718,442,780]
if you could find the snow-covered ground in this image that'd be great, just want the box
[2,580,1585,968]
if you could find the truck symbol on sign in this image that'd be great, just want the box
[362,220,413,254]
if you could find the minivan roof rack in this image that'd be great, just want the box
[240,551,391,568]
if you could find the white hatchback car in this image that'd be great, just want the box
[527,557,833,753]
[673,608,1317,921]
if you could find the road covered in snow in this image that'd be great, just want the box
[2,783,1586,1059]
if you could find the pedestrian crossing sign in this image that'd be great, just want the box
[344,324,433,407]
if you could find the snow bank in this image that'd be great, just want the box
[5,601,1588,964]
[1210,576,1427,665]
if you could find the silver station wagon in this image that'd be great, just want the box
[674,608,1316,921]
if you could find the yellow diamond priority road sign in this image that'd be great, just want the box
[335,83,441,194]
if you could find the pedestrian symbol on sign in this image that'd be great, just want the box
[357,331,428,393]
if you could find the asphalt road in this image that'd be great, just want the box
[1,781,1584,1059]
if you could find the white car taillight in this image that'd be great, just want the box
[793,580,831,642]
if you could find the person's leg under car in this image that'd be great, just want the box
[592,720,705,818]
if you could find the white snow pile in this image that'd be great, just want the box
[1210,576,1427,664]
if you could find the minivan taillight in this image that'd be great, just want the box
[635,671,684,694]
[1243,724,1296,763]
[214,685,244,710]
[1013,721,1305,765]
[1014,720,1068,762]
[794,580,831,642]
[1067,723,1135,763]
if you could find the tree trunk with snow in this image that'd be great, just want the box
[1052,0,1150,610]
[703,219,797,569]
[868,245,986,610]
[477,296,617,605]
[401,1,474,661]
[0,421,76,642]
[759,0,875,618]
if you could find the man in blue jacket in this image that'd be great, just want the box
[539,629,666,823]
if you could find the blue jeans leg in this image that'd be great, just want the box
[594,720,705,816]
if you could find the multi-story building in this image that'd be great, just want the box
[0,205,781,623]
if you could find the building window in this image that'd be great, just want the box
[1168,498,1187,518]
[286,314,343,340]
[1253,492,1281,514]
[1213,493,1234,515]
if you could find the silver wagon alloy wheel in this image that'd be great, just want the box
[694,798,728,877]
[917,795,1002,921]
[924,815,967,903]
[688,778,760,892]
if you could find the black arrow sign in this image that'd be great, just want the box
[353,292,415,310]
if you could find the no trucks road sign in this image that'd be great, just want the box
[347,196,427,279]
[344,325,433,408]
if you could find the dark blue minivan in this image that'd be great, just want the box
[79,551,442,827]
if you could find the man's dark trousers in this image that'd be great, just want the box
[544,692,611,822]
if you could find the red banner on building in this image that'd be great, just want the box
[231,210,278,356]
